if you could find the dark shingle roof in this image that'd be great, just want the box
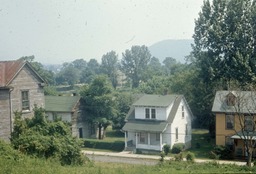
[45,96,80,112]
[133,95,178,107]
[122,120,168,132]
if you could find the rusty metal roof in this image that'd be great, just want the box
[0,60,25,86]
[0,60,45,87]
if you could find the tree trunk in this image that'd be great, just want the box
[98,123,102,139]
[246,149,252,167]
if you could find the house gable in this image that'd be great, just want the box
[0,60,46,141]
[132,95,178,121]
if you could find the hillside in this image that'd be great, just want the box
[149,39,193,63]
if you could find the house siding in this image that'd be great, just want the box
[0,63,45,141]
[135,106,170,120]
[215,112,256,157]
[0,89,11,141]
[10,66,45,119]
[171,99,192,149]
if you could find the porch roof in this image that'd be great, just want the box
[231,131,256,140]
[122,120,167,132]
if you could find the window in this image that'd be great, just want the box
[145,108,156,119]
[182,105,185,118]
[226,114,234,129]
[79,128,83,138]
[139,132,148,144]
[226,93,236,106]
[225,136,234,150]
[151,109,156,119]
[145,108,150,118]
[21,90,30,111]
[175,128,178,141]
[150,133,160,145]
[244,115,254,132]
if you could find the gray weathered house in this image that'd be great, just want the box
[45,95,88,138]
[0,60,45,141]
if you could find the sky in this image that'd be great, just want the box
[0,0,205,65]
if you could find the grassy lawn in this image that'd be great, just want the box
[188,129,215,159]
[83,128,215,159]
[82,127,125,152]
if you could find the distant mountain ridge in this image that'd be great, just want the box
[149,39,193,63]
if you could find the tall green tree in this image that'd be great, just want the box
[19,55,55,85]
[80,59,100,84]
[120,45,151,88]
[162,57,185,76]
[56,64,80,86]
[80,75,116,139]
[100,51,119,89]
[193,0,256,88]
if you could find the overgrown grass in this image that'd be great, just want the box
[1,137,256,173]
[188,129,215,159]
[83,127,125,152]
[1,156,256,174]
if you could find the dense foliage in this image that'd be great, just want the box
[10,107,85,165]
[80,75,117,139]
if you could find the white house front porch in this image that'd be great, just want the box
[125,131,164,151]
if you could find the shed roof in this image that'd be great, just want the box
[45,96,81,112]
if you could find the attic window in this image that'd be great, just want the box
[226,93,236,106]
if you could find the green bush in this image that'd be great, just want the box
[209,151,219,159]
[186,151,195,162]
[174,153,183,161]
[84,139,124,152]
[171,143,185,154]
[213,145,234,160]
[0,140,22,161]
[163,144,170,155]
[11,107,86,165]
[159,151,165,162]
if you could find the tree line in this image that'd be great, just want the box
[19,0,256,135]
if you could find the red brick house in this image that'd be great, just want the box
[0,60,45,141]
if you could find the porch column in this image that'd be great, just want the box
[135,132,138,148]
[160,133,163,151]
[124,131,127,148]
[148,133,150,145]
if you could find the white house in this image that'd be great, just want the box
[122,94,193,153]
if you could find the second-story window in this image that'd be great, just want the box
[21,90,30,111]
[145,108,150,118]
[226,114,234,129]
[151,109,156,119]
[244,115,254,132]
[145,108,156,119]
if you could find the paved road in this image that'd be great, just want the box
[86,154,158,165]
[82,150,247,166]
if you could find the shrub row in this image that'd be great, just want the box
[83,139,125,152]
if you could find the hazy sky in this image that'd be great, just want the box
[0,0,204,64]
